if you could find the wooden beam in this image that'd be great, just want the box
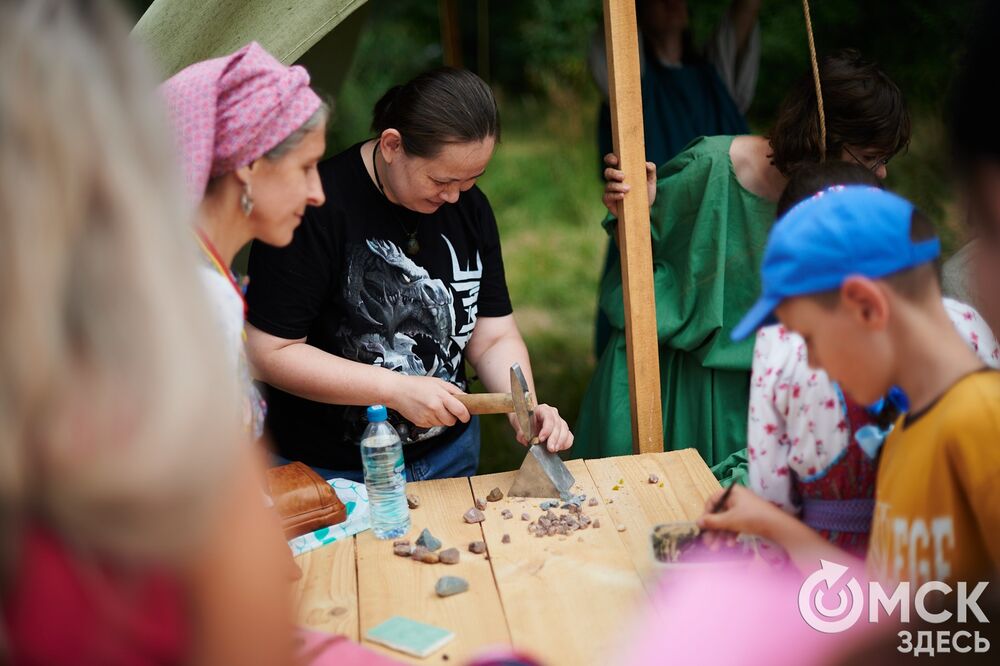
[438,0,463,68]
[602,0,663,455]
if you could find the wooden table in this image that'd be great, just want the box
[293,449,721,665]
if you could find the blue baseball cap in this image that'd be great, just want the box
[731,186,941,341]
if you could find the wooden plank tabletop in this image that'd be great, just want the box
[356,476,509,664]
[294,449,721,665]
[586,450,722,590]
[470,459,647,666]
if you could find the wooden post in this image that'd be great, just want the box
[602,0,663,455]
[438,0,463,68]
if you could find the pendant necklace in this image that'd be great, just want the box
[372,141,420,256]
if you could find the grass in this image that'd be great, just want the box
[472,97,608,473]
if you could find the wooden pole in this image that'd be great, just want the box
[438,0,463,68]
[602,0,663,455]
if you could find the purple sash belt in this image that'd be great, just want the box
[801,498,874,534]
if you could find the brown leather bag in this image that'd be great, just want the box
[265,462,347,539]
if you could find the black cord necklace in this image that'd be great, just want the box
[372,141,420,256]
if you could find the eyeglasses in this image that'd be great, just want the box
[843,145,892,173]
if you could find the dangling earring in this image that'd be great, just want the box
[240,181,254,217]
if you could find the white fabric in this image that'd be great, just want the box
[705,9,760,113]
[198,265,244,375]
[747,298,1000,514]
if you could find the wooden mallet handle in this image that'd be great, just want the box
[455,393,514,414]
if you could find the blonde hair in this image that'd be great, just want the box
[0,0,243,572]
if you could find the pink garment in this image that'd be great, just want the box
[160,42,321,201]
[621,564,873,666]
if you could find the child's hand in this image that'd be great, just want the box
[697,485,784,547]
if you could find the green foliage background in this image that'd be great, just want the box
[125,0,985,472]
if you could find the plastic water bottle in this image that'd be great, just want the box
[360,405,410,539]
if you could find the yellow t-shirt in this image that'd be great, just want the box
[868,370,1000,587]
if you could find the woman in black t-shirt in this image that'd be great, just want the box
[246,68,573,480]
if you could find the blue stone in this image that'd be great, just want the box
[416,528,442,552]
[435,576,469,597]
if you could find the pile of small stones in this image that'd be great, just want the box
[527,508,599,537]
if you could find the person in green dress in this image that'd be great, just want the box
[589,0,762,356]
[575,50,911,482]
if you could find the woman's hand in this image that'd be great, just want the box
[385,375,470,428]
[508,403,574,453]
[602,153,657,218]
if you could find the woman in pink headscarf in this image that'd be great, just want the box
[161,41,329,437]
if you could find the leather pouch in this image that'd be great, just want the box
[265,462,346,539]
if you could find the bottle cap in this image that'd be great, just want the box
[366,404,388,422]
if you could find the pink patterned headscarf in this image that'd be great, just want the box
[160,42,322,202]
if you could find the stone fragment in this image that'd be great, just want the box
[486,487,504,502]
[501,509,513,519]
[393,544,413,557]
[416,528,442,551]
[393,539,410,547]
[521,512,530,521]
[648,474,659,484]
[616,524,627,532]
[468,541,486,554]
[435,576,469,597]
[463,507,486,523]
[439,548,460,565]
[412,546,439,564]
[406,494,420,509]
[593,519,601,528]
[501,534,511,544]
[475,498,487,511]
[540,500,559,510]
[588,497,599,507]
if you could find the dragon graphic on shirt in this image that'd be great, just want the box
[339,239,475,443]
[340,239,456,375]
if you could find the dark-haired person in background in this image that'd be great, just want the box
[589,0,761,356]
[246,68,573,482]
[945,0,1000,336]
[576,50,910,482]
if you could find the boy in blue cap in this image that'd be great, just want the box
[700,185,1000,588]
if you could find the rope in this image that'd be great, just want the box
[802,0,826,161]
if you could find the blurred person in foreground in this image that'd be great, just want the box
[0,1,297,663]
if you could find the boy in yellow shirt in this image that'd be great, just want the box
[703,185,1000,588]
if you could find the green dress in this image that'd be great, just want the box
[575,136,775,482]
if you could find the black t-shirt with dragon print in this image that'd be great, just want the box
[246,142,513,471]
